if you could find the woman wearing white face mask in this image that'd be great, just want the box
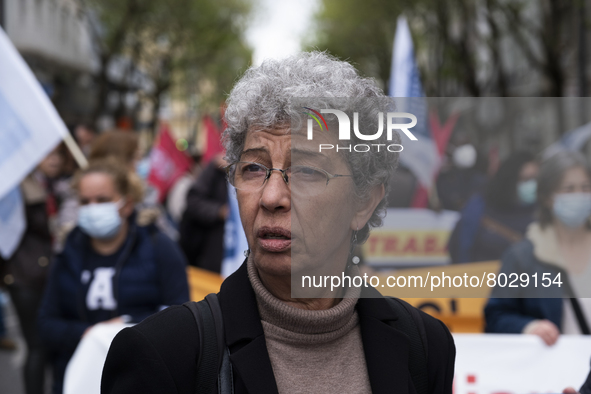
[486,151,591,350]
[38,159,190,394]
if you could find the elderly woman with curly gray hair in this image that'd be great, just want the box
[101,52,455,394]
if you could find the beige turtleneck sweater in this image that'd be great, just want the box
[247,259,372,394]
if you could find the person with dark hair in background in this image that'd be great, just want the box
[38,159,189,394]
[437,142,488,211]
[166,150,203,225]
[448,151,539,264]
[179,154,229,273]
[0,145,67,394]
[73,123,97,157]
[485,151,591,346]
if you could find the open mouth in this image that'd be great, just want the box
[258,227,291,240]
[257,227,291,252]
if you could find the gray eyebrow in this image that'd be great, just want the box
[240,147,270,160]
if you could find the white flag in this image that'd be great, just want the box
[0,26,67,257]
[389,16,440,188]
[0,26,66,199]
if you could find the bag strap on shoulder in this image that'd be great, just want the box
[562,277,591,335]
[385,297,429,394]
[184,294,233,394]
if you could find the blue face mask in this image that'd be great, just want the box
[552,193,591,228]
[78,200,123,239]
[517,179,537,205]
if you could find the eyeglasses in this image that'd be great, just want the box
[225,161,352,197]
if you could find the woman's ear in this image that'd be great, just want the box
[120,196,135,218]
[351,184,385,230]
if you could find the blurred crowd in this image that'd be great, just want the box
[431,140,591,346]
[0,125,230,394]
[2,124,591,393]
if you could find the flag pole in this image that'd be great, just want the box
[62,131,88,169]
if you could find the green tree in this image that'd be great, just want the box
[309,0,583,98]
[308,0,403,92]
[85,0,252,128]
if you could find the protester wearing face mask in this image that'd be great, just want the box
[56,130,179,251]
[485,151,591,347]
[448,151,539,264]
[38,159,189,394]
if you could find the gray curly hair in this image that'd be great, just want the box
[223,51,400,243]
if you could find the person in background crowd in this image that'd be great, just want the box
[0,290,16,350]
[57,130,142,247]
[179,154,228,273]
[166,150,203,225]
[73,123,97,157]
[0,145,67,394]
[386,165,418,207]
[57,130,178,249]
[448,151,538,264]
[38,158,189,394]
[485,151,591,346]
[437,142,488,211]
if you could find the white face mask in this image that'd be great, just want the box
[517,179,537,205]
[77,200,124,239]
[552,193,591,228]
[452,144,477,169]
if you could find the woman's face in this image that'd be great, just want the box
[548,166,591,228]
[236,127,376,281]
[78,173,133,218]
[519,161,539,182]
[553,166,591,197]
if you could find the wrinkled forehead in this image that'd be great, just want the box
[241,128,291,162]
[241,125,347,172]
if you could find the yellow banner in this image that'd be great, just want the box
[364,229,451,261]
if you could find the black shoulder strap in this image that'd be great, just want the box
[569,298,591,335]
[205,294,234,393]
[183,294,233,393]
[560,273,591,335]
[385,297,429,394]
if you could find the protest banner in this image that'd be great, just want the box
[454,334,591,393]
[364,208,459,267]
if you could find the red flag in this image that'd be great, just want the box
[430,111,458,157]
[410,111,459,208]
[147,124,192,202]
[202,115,224,164]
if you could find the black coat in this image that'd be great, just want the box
[582,368,591,394]
[101,262,455,394]
[179,161,228,273]
[0,176,54,289]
